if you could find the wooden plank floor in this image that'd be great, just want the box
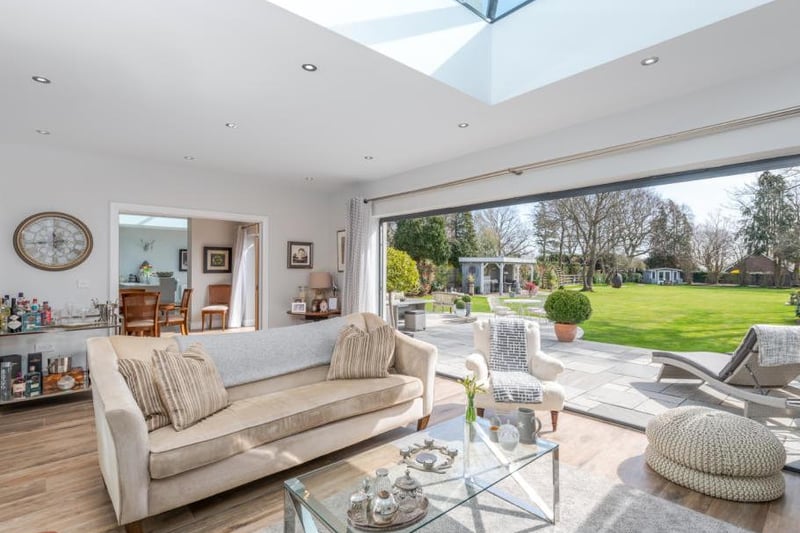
[0,378,797,533]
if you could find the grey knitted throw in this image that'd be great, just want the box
[176,317,346,387]
[752,324,800,366]
[489,318,542,403]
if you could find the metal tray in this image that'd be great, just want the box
[347,495,429,531]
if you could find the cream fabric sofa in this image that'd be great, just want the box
[465,319,565,430]
[87,312,437,530]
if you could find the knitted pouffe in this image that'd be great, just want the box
[645,406,785,502]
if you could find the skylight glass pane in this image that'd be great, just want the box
[455,0,536,22]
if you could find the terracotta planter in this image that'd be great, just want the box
[554,323,578,342]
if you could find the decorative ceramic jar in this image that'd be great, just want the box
[498,423,520,451]
[371,490,398,525]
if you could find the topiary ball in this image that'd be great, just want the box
[544,289,592,324]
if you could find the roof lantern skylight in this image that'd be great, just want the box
[456,0,537,22]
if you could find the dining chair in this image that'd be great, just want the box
[160,288,193,335]
[118,288,147,321]
[201,284,231,331]
[122,291,161,337]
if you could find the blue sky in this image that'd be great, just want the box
[651,171,757,224]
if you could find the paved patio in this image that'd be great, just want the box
[410,311,800,469]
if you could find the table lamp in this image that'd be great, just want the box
[309,272,332,312]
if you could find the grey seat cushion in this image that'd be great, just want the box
[645,447,785,502]
[148,374,422,479]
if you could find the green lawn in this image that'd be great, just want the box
[578,284,797,352]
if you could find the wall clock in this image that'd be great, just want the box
[13,211,93,271]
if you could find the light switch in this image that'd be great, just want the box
[77,280,90,288]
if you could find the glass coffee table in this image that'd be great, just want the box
[284,416,559,532]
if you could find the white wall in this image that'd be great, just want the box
[119,226,188,288]
[0,144,346,329]
[189,218,237,329]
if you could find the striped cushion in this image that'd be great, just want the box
[327,324,395,380]
[117,358,170,431]
[152,343,229,431]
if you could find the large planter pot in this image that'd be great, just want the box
[465,302,472,316]
[554,323,578,342]
[455,307,466,317]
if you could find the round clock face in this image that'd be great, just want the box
[13,212,93,271]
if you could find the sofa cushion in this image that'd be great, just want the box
[148,374,422,479]
[117,358,170,432]
[327,324,395,380]
[153,344,229,431]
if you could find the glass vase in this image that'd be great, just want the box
[465,393,477,423]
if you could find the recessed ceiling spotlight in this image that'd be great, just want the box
[301,63,318,72]
[363,155,374,160]
[183,155,196,161]
[32,75,51,84]
[225,122,238,129]
[458,122,470,128]
[35,129,51,135]
[640,56,659,66]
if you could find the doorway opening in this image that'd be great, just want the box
[110,203,268,332]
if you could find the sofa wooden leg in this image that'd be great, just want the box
[551,411,559,431]
[124,520,144,533]
[416,415,430,431]
[476,407,485,418]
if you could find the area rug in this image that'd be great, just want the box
[268,459,748,533]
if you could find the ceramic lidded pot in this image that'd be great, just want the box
[393,469,422,512]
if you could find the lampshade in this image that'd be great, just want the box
[309,272,332,290]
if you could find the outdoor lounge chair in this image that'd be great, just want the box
[652,325,800,418]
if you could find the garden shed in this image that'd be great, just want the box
[643,267,684,285]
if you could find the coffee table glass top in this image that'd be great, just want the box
[284,416,558,532]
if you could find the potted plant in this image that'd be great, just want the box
[466,273,476,295]
[461,294,472,316]
[454,298,466,317]
[544,289,592,342]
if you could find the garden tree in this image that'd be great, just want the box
[555,192,623,291]
[392,217,450,264]
[385,247,420,293]
[693,213,735,284]
[647,199,695,281]
[473,206,532,257]
[445,212,478,267]
[736,170,798,287]
[392,216,450,293]
[530,202,577,269]
[612,188,662,263]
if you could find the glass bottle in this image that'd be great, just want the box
[26,365,41,397]
[373,468,392,496]
[12,373,25,399]
[0,295,10,332]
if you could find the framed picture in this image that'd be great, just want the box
[337,230,346,272]
[287,241,313,269]
[203,246,232,273]
[291,301,306,314]
[178,249,188,272]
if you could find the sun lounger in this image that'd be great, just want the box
[652,325,800,418]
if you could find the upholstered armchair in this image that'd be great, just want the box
[465,319,566,430]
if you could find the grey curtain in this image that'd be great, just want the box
[343,198,379,315]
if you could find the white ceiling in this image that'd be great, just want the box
[1,0,799,189]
